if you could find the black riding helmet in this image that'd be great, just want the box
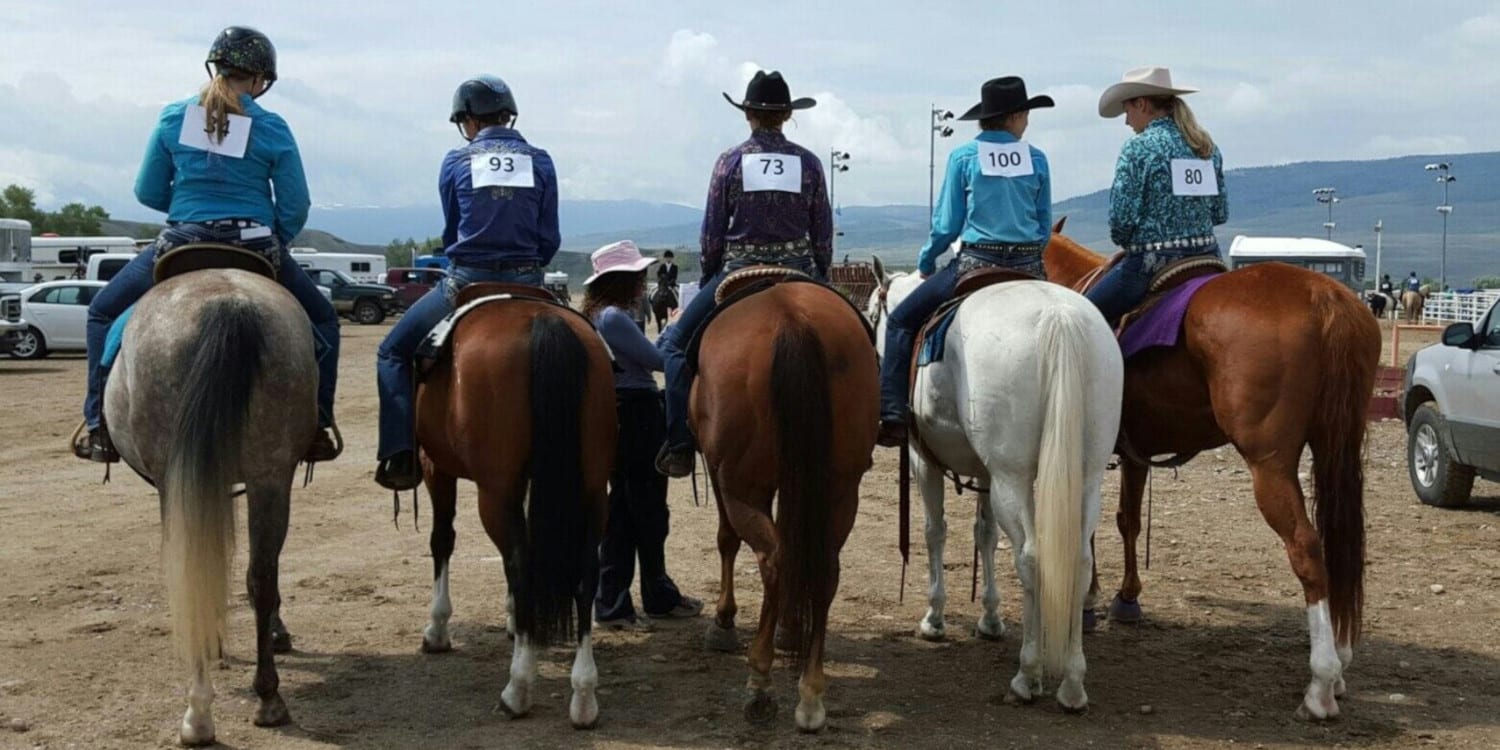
[450,75,518,128]
[205,26,278,97]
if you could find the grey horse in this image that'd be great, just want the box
[104,269,316,746]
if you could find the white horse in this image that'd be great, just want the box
[870,257,1123,711]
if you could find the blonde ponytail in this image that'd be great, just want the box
[197,70,251,144]
[1164,97,1214,158]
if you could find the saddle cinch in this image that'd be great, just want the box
[683,265,876,375]
[415,282,610,379]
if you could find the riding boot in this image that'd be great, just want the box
[74,424,119,464]
[375,449,422,491]
[302,426,341,464]
[654,444,694,479]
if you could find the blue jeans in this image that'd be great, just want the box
[878,259,959,423]
[375,264,543,460]
[84,226,340,430]
[658,256,817,451]
[1085,247,1221,325]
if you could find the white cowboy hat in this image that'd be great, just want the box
[1097,66,1199,118]
[584,240,655,286]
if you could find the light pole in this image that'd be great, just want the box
[1313,187,1338,240]
[830,149,851,257]
[929,105,954,220]
[1373,219,1383,292]
[1425,162,1455,291]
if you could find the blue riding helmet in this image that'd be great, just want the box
[450,75,518,123]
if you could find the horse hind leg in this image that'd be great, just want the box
[245,480,292,729]
[1109,461,1149,624]
[705,471,743,653]
[569,484,605,730]
[913,455,950,641]
[974,483,1005,641]
[1247,458,1343,720]
[421,473,459,654]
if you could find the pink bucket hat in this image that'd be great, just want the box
[585,240,656,286]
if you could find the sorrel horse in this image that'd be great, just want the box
[1401,288,1426,323]
[694,280,877,732]
[414,294,615,728]
[104,270,316,746]
[1044,226,1381,719]
[869,261,1122,712]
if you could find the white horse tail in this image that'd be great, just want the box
[1033,303,1089,678]
[162,297,266,677]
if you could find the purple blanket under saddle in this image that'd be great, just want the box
[1118,275,1218,359]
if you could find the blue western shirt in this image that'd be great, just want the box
[1108,117,1228,249]
[134,94,310,245]
[918,130,1052,276]
[440,126,560,267]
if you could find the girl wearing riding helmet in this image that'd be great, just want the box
[582,240,703,628]
[79,26,340,465]
[876,76,1055,447]
[1086,66,1227,326]
[374,75,560,490]
[655,70,832,478]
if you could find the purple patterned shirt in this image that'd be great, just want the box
[699,129,833,278]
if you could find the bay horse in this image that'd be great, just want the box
[104,269,317,746]
[695,280,877,732]
[1043,225,1381,719]
[414,291,615,728]
[869,261,1122,712]
[650,281,678,333]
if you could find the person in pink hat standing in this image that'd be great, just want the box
[582,240,704,629]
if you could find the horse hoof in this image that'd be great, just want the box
[744,690,778,725]
[916,621,945,642]
[1109,594,1143,624]
[253,694,291,727]
[705,622,739,653]
[420,637,452,654]
[178,730,215,748]
[974,620,1004,641]
[1059,700,1089,716]
[271,628,293,654]
[1082,608,1098,633]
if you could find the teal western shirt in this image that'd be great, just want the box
[917,130,1052,276]
[1108,117,1227,249]
[134,93,310,245]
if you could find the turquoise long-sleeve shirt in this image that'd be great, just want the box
[134,93,310,245]
[917,130,1051,276]
[1108,117,1227,249]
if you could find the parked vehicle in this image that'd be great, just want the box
[28,236,139,280]
[1401,296,1500,506]
[0,291,25,355]
[4,280,106,359]
[544,271,571,304]
[381,267,447,309]
[85,253,138,281]
[290,248,386,283]
[301,267,402,325]
[0,218,31,282]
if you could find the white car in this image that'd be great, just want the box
[6,280,107,359]
[1401,297,1500,506]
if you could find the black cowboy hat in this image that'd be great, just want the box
[723,70,816,112]
[957,76,1054,121]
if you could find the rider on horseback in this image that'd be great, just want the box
[374,74,559,490]
[876,76,1055,448]
[78,26,341,465]
[655,70,832,478]
[1085,67,1228,326]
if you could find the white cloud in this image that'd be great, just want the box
[659,30,721,86]
[1223,83,1269,117]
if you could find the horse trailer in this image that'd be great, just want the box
[1228,236,1367,292]
[288,248,386,283]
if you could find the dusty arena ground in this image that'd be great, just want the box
[2,320,1498,750]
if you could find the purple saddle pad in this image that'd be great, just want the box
[1118,275,1218,359]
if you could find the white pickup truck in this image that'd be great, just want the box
[0,292,27,356]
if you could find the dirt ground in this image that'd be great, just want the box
[3,319,1498,750]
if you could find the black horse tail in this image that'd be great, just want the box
[162,297,264,673]
[770,319,834,668]
[1310,285,1379,646]
[516,313,592,647]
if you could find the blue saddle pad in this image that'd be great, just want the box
[916,304,961,367]
[101,305,135,369]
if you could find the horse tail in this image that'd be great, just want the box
[162,297,265,675]
[1310,287,1376,645]
[770,318,834,669]
[518,312,591,647]
[1033,303,1089,678]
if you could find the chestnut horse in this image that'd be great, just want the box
[413,295,615,728]
[695,281,877,732]
[1044,227,1381,719]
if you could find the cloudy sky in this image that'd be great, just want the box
[2,0,1497,222]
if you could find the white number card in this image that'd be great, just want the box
[1171,159,1218,196]
[471,152,535,189]
[179,105,252,158]
[977,141,1034,177]
[742,153,802,193]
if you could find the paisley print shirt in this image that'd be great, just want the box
[1108,118,1228,250]
[699,129,832,278]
